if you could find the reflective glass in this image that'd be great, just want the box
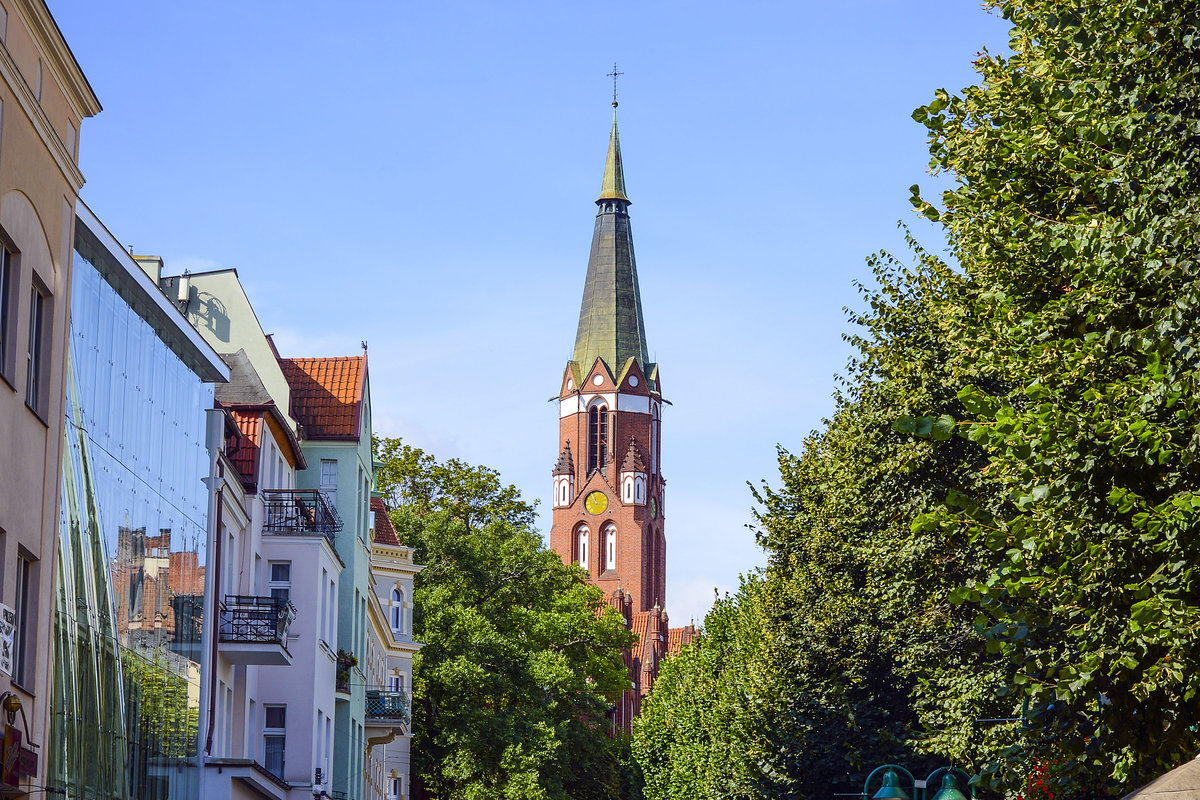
[52,250,214,800]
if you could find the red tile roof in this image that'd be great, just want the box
[371,496,401,546]
[667,625,696,655]
[278,356,366,439]
[228,409,262,489]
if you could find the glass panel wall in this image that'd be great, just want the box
[52,249,214,800]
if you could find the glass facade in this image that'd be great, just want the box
[52,247,214,800]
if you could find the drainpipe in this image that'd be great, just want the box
[204,466,224,756]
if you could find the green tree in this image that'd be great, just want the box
[375,438,635,800]
[907,0,1200,788]
[634,581,767,800]
[635,242,1013,798]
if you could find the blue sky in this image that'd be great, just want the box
[52,1,1012,626]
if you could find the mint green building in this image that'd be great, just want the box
[278,355,375,800]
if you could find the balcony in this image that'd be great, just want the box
[364,689,409,730]
[218,595,296,666]
[262,490,342,544]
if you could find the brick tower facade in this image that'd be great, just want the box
[550,102,693,731]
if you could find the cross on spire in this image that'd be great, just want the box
[607,62,624,107]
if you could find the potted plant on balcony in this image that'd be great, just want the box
[335,650,357,694]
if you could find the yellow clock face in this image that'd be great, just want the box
[585,491,608,515]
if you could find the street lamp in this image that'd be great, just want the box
[863,765,974,800]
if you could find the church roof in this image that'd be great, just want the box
[572,108,650,376]
[598,111,629,203]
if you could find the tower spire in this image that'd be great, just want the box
[598,110,630,204]
[573,102,648,375]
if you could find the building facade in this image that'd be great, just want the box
[549,105,694,730]
[52,203,228,799]
[0,1,99,793]
[365,497,421,800]
[277,353,376,800]
[160,266,355,800]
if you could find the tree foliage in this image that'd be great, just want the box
[908,0,1200,787]
[637,0,1200,794]
[374,437,635,800]
[634,581,768,800]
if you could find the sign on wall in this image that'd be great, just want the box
[0,604,14,677]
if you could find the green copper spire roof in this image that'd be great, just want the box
[572,108,649,374]
[597,109,630,203]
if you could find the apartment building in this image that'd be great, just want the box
[0,1,99,794]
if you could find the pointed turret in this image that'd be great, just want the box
[572,105,650,377]
[598,111,630,203]
[553,442,575,475]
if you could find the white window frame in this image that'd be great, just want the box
[268,561,291,602]
[263,704,286,778]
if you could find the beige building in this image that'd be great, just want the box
[365,498,422,800]
[0,0,98,794]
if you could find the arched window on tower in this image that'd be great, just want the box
[588,404,608,473]
[650,405,660,475]
[577,526,590,571]
[391,587,405,634]
[604,525,617,571]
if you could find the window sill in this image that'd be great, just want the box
[8,679,35,699]
[24,400,48,428]
[0,370,14,392]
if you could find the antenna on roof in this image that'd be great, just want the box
[361,340,368,353]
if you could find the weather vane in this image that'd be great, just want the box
[607,62,624,107]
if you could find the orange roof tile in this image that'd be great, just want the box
[667,625,696,655]
[278,356,366,439]
[228,409,262,490]
[371,497,401,546]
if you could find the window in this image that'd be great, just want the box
[0,244,12,379]
[25,284,45,413]
[263,705,286,778]
[389,776,402,800]
[388,673,401,693]
[12,555,32,686]
[35,59,42,103]
[587,405,608,473]
[268,561,291,602]
[605,526,616,571]
[320,567,329,644]
[320,459,338,508]
[651,406,660,474]
[577,526,589,570]
[390,587,405,634]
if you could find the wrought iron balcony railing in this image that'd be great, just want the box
[219,595,296,647]
[365,689,409,723]
[261,489,342,542]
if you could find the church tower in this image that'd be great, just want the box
[550,103,667,615]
